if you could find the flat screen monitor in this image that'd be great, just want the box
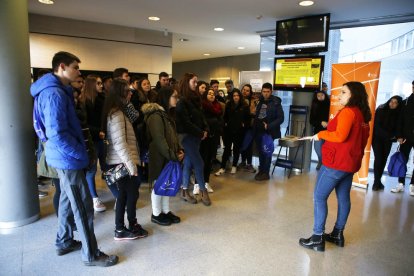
[273,56,324,92]
[275,13,330,54]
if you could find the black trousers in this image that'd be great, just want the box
[398,140,414,185]
[200,135,216,182]
[372,139,393,186]
[221,131,244,168]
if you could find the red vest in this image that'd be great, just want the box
[322,107,370,173]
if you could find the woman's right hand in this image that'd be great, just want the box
[177,150,184,162]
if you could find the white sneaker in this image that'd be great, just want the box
[410,184,414,196]
[215,168,225,176]
[205,183,214,193]
[193,184,200,195]
[230,166,237,174]
[391,183,404,193]
[93,197,106,212]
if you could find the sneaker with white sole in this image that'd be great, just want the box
[93,197,106,212]
[410,184,414,196]
[215,168,225,176]
[230,166,237,174]
[205,183,214,193]
[193,184,200,195]
[391,183,404,193]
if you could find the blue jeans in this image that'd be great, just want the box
[255,134,272,174]
[313,140,324,163]
[313,165,353,235]
[56,169,98,262]
[181,135,206,190]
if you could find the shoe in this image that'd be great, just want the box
[165,212,181,223]
[255,172,270,181]
[129,223,149,238]
[180,188,197,204]
[372,182,385,191]
[83,250,118,267]
[244,164,256,173]
[391,183,404,193]
[324,228,345,247]
[200,189,211,206]
[299,235,325,252]
[205,183,214,193]
[151,213,171,226]
[230,166,237,174]
[114,227,140,241]
[38,190,48,198]
[238,162,246,169]
[56,240,82,256]
[215,168,225,176]
[93,197,106,212]
[193,184,200,195]
[410,184,414,196]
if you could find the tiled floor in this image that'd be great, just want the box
[1,162,413,275]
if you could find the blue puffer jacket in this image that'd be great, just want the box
[31,73,89,170]
[254,95,284,139]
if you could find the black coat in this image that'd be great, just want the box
[310,99,330,134]
[397,93,414,142]
[85,92,105,141]
[176,98,209,138]
[223,101,250,135]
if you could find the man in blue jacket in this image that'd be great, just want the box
[31,52,118,267]
[253,83,284,181]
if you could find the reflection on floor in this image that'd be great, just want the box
[1,163,413,275]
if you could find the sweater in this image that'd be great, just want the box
[318,107,370,173]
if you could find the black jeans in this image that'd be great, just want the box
[221,131,244,168]
[111,164,141,230]
[372,139,393,186]
[398,140,414,185]
[200,135,216,182]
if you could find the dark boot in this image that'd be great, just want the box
[180,188,197,204]
[324,228,344,247]
[299,234,325,252]
[200,189,211,206]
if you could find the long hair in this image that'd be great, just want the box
[178,72,200,106]
[101,78,129,132]
[157,86,176,118]
[344,81,372,123]
[311,90,330,112]
[81,74,100,104]
[241,84,253,100]
[229,90,245,109]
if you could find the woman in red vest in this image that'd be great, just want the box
[299,81,372,252]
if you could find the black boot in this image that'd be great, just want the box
[299,234,325,252]
[324,228,344,247]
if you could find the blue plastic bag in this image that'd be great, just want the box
[387,150,407,177]
[240,129,254,152]
[153,161,182,196]
[261,134,274,157]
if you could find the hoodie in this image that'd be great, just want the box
[31,73,88,170]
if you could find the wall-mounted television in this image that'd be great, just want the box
[273,56,324,92]
[275,13,330,55]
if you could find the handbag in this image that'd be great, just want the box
[387,147,407,177]
[103,163,130,186]
[153,161,182,196]
[261,133,275,157]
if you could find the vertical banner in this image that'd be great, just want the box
[330,62,381,189]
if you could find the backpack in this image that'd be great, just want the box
[33,97,47,143]
[387,149,407,177]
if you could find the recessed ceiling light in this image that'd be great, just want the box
[214,27,224,32]
[237,46,245,50]
[203,53,211,56]
[148,16,160,21]
[38,0,54,4]
[179,38,189,42]
[299,1,314,6]
[267,57,274,60]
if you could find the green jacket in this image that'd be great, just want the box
[143,103,181,184]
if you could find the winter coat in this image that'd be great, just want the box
[310,98,330,134]
[254,95,284,139]
[223,101,250,135]
[85,93,105,141]
[106,110,140,175]
[143,103,181,184]
[176,98,209,138]
[30,73,88,170]
[202,100,223,137]
[373,96,403,142]
[396,93,414,143]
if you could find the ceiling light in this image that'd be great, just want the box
[148,16,160,21]
[38,0,54,4]
[299,1,314,6]
[237,46,245,50]
[179,38,189,42]
[262,50,269,53]
[203,53,211,56]
[214,27,224,32]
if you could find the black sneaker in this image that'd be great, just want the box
[129,223,149,238]
[56,240,82,256]
[164,212,181,223]
[83,250,118,267]
[151,213,171,226]
[114,227,140,241]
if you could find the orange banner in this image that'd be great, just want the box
[330,62,381,188]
